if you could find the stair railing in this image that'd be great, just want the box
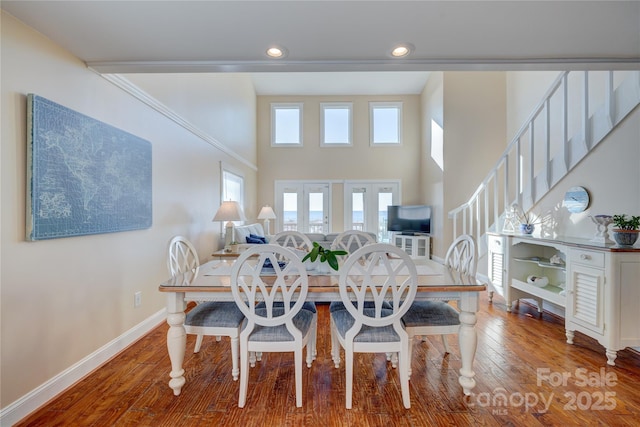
[448,70,640,256]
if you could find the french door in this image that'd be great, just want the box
[344,181,400,242]
[275,182,330,234]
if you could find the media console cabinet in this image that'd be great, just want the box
[391,232,430,259]
[487,232,640,366]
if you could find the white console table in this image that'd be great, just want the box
[391,233,430,259]
[487,232,640,366]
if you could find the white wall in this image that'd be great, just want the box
[0,12,257,410]
[255,94,422,232]
[439,72,507,258]
[505,71,640,239]
[420,72,445,257]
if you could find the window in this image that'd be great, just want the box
[271,103,303,146]
[320,103,352,146]
[370,102,402,145]
[431,119,444,171]
[221,164,245,225]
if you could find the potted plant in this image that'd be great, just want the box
[611,214,640,247]
[301,242,348,272]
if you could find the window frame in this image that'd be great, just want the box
[369,101,403,146]
[320,102,353,147]
[271,102,304,147]
[220,162,245,224]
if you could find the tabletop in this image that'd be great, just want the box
[159,258,486,294]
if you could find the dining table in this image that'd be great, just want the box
[158,257,486,397]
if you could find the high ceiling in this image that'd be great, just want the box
[3,0,639,95]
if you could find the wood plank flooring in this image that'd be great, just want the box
[17,293,640,426]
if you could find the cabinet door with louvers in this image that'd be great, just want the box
[566,251,606,336]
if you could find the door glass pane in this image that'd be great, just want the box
[352,191,365,231]
[283,192,298,231]
[308,192,324,233]
[378,191,393,242]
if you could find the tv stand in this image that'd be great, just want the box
[391,232,430,259]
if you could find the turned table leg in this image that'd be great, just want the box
[458,293,479,396]
[166,292,186,395]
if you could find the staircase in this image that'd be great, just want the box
[448,70,640,257]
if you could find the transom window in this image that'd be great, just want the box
[370,102,402,145]
[320,102,353,147]
[271,103,303,146]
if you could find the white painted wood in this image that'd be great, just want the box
[490,233,640,367]
[330,244,417,408]
[167,236,242,379]
[404,235,477,378]
[448,71,640,258]
[230,245,315,408]
[391,233,430,259]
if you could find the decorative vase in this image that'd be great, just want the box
[612,230,639,247]
[520,223,535,235]
[589,215,614,244]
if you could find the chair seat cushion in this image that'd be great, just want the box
[256,300,317,313]
[185,302,245,328]
[243,309,313,342]
[331,308,400,342]
[329,300,392,313]
[402,301,460,327]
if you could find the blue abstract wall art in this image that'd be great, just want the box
[27,94,152,240]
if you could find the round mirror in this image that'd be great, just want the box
[564,186,590,213]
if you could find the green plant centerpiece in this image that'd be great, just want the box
[611,214,640,247]
[301,242,348,271]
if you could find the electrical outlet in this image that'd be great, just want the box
[134,291,142,308]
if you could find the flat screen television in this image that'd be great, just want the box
[387,205,431,235]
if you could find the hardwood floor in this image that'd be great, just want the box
[17,294,640,426]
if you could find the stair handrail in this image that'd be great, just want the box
[448,70,640,254]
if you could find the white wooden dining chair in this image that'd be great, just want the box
[271,230,313,251]
[330,230,376,255]
[167,236,244,380]
[270,230,317,360]
[330,243,418,409]
[402,234,477,376]
[328,230,379,313]
[230,244,315,408]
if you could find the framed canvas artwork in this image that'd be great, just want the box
[26,94,152,240]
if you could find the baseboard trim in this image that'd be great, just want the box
[0,308,167,426]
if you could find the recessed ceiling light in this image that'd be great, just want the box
[391,44,413,58]
[266,46,288,59]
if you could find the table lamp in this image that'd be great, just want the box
[213,201,246,247]
[257,205,277,235]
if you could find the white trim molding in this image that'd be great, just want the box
[0,309,167,426]
[97,73,257,171]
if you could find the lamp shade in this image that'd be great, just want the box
[257,205,277,220]
[213,201,246,223]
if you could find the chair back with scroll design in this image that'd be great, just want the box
[330,243,417,409]
[330,230,376,266]
[271,230,313,252]
[230,244,315,408]
[167,236,244,380]
[167,236,200,278]
[444,234,477,285]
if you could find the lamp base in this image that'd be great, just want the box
[225,222,235,248]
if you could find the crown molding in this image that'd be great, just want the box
[96,72,258,171]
